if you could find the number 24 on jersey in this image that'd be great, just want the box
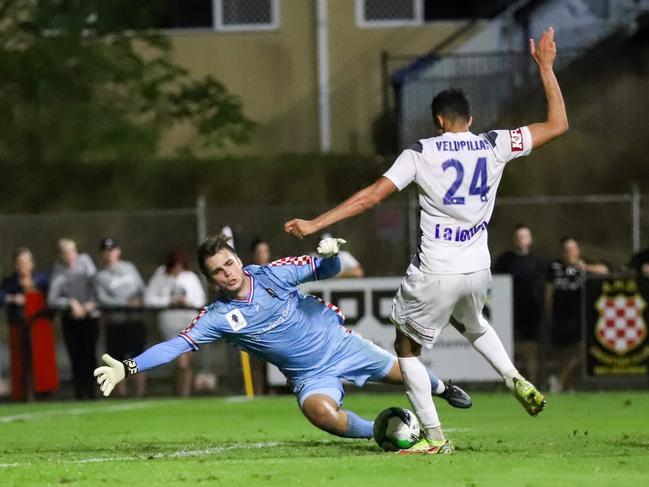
[442,157,489,205]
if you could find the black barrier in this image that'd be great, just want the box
[584,274,649,378]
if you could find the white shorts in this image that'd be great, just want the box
[390,264,492,348]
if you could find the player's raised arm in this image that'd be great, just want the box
[284,177,397,239]
[527,27,569,149]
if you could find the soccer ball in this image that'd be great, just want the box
[373,407,421,451]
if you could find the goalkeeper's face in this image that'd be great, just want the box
[204,249,245,294]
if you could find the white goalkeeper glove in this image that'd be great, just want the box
[317,237,346,258]
[93,353,136,397]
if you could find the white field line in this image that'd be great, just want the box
[0,401,158,423]
[0,441,282,469]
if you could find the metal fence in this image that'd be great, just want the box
[0,191,647,395]
[396,50,584,146]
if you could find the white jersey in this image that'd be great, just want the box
[384,127,532,274]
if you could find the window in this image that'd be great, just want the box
[356,0,515,28]
[214,0,279,32]
[155,0,279,32]
[356,0,422,28]
[155,0,213,29]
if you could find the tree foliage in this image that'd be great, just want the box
[0,0,254,164]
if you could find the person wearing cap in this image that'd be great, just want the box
[94,238,148,397]
[48,238,98,399]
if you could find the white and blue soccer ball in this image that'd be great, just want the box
[373,407,421,451]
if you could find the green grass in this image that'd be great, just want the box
[1,392,648,486]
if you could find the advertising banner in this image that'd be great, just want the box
[268,275,512,385]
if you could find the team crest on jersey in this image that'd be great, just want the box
[510,128,523,151]
[594,293,647,355]
[226,309,248,331]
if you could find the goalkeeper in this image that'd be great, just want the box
[94,235,471,440]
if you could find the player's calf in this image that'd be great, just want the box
[301,394,373,438]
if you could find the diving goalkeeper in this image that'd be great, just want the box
[94,235,470,442]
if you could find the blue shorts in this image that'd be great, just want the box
[292,332,395,408]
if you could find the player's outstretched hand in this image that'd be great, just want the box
[317,237,346,257]
[530,26,557,68]
[93,353,126,397]
[284,218,318,239]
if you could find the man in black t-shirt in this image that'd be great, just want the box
[494,224,545,384]
[545,237,608,391]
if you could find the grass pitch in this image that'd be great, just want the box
[1,391,648,486]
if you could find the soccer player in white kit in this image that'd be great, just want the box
[285,27,568,454]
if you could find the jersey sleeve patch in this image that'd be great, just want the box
[270,255,314,269]
[407,141,423,153]
[509,128,524,152]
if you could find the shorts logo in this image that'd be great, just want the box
[226,309,247,331]
[510,128,523,151]
[404,318,437,342]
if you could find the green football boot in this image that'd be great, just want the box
[513,377,546,416]
[399,438,454,455]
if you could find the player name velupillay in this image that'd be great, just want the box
[434,221,488,242]
[435,139,490,152]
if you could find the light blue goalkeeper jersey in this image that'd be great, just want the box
[135,255,350,384]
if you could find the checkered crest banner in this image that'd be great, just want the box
[585,276,649,377]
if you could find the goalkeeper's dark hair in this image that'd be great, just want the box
[431,89,471,128]
[197,234,238,279]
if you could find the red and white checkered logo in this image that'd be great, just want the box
[270,255,313,267]
[594,293,647,355]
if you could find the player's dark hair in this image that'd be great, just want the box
[431,89,471,128]
[198,235,237,279]
[514,223,529,231]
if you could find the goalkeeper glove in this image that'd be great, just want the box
[93,353,137,397]
[317,237,346,258]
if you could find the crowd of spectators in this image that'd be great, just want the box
[2,228,642,401]
[0,237,207,401]
[0,233,366,402]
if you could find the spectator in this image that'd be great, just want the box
[251,238,271,266]
[321,233,364,278]
[545,237,608,392]
[145,250,206,397]
[629,247,649,279]
[0,247,58,401]
[494,224,545,385]
[94,237,147,397]
[48,238,98,400]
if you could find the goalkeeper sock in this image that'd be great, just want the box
[426,367,446,395]
[398,357,444,441]
[342,410,374,439]
[466,318,519,390]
